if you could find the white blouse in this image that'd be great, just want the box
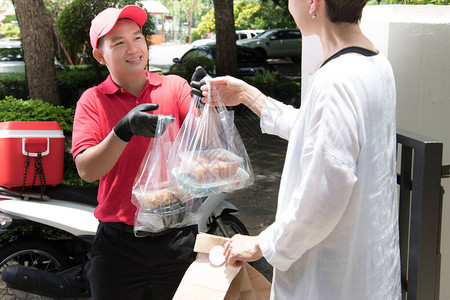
[258,52,401,300]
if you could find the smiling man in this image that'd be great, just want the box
[71,5,195,300]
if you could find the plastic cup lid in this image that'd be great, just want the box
[209,245,225,266]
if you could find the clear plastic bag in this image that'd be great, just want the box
[131,115,201,233]
[168,81,254,197]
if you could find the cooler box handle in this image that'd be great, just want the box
[22,138,50,157]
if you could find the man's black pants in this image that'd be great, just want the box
[90,222,197,300]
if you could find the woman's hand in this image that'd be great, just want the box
[224,234,263,267]
[201,76,267,117]
[201,76,248,106]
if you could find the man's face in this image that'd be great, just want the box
[95,19,148,77]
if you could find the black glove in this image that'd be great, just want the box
[190,66,210,99]
[113,103,173,142]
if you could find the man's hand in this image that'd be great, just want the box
[113,103,172,142]
[224,234,263,267]
[190,66,210,100]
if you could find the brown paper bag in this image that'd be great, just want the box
[173,233,271,300]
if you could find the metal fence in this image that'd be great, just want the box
[397,130,449,300]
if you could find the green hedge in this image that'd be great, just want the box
[0,96,75,132]
[167,56,216,82]
[245,69,300,107]
[0,73,28,100]
[234,69,300,116]
[0,67,109,108]
[57,67,109,107]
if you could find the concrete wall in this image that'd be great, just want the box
[302,5,450,299]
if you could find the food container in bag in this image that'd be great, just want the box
[172,167,250,197]
[132,189,192,230]
[178,148,243,182]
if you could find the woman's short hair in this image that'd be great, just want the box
[325,0,368,23]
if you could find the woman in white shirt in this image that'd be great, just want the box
[198,0,401,299]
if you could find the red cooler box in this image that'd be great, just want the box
[0,121,65,188]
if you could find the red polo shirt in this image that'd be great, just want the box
[72,71,191,224]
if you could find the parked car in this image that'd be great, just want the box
[191,29,263,47]
[170,44,278,78]
[191,36,216,47]
[0,40,64,73]
[236,28,302,62]
[236,29,264,40]
[0,40,25,73]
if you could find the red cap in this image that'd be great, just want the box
[89,5,147,49]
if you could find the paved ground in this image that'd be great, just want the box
[228,115,286,235]
[224,114,288,281]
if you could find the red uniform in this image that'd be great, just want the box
[72,71,191,225]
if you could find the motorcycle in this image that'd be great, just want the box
[0,184,248,300]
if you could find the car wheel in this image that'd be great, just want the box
[291,56,301,64]
[254,48,267,61]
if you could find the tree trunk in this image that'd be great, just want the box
[213,0,237,77]
[187,10,193,36]
[13,0,60,105]
[183,0,200,39]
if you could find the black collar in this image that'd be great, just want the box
[320,46,379,68]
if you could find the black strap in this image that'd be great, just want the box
[20,153,30,196]
[320,46,379,68]
[20,152,46,199]
[33,152,46,198]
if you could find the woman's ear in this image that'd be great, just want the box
[93,48,105,65]
[309,0,317,14]
[309,0,319,18]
